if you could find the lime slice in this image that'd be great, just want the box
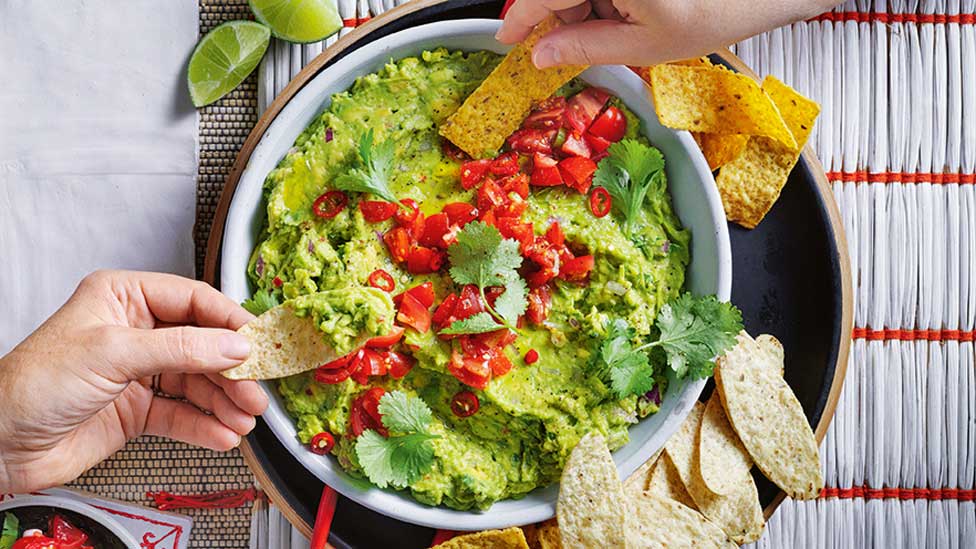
[187,20,271,107]
[249,0,342,44]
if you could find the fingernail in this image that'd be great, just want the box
[494,29,503,40]
[533,44,560,69]
[219,333,250,360]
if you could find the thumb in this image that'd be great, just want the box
[532,19,647,68]
[93,325,251,381]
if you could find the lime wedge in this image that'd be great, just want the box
[187,20,271,107]
[249,0,342,44]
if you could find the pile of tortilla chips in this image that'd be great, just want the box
[434,333,823,549]
[638,58,820,229]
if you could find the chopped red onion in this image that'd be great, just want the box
[325,127,334,142]
[255,255,265,277]
[643,385,662,406]
[661,240,671,253]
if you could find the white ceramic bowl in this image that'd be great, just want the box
[0,495,141,548]
[221,19,731,531]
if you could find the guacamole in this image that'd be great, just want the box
[248,49,690,510]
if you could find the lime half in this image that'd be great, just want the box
[249,0,341,44]
[187,20,271,107]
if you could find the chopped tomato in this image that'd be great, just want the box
[588,106,627,142]
[495,192,527,218]
[500,173,530,199]
[584,131,611,153]
[432,293,459,328]
[365,325,405,348]
[273,276,283,288]
[13,535,61,549]
[559,156,598,193]
[590,187,612,218]
[395,198,420,225]
[395,281,436,308]
[460,159,492,189]
[51,515,89,548]
[523,96,567,129]
[367,269,395,292]
[386,351,415,379]
[443,202,478,225]
[475,328,518,348]
[448,359,490,390]
[350,388,387,437]
[568,87,611,126]
[315,366,351,385]
[489,151,520,176]
[383,227,411,263]
[349,348,387,384]
[397,293,432,332]
[489,354,513,376]
[450,390,480,417]
[560,255,594,281]
[545,221,565,247]
[359,200,398,222]
[524,349,539,364]
[318,353,353,370]
[478,209,497,227]
[526,285,552,324]
[497,217,534,253]
[560,131,592,158]
[406,246,443,274]
[476,179,508,211]
[456,284,485,319]
[526,240,560,285]
[419,212,452,249]
[310,432,335,455]
[507,128,553,155]
[442,139,469,161]
[533,152,558,169]
[312,191,348,219]
[530,165,563,187]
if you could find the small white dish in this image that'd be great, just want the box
[221,18,731,531]
[0,495,141,549]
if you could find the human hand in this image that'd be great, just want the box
[0,270,269,493]
[496,0,841,68]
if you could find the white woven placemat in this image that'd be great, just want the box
[254,1,976,546]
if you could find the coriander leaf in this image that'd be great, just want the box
[592,139,665,235]
[1,513,19,549]
[242,289,279,315]
[652,294,743,379]
[333,129,400,204]
[492,277,528,325]
[447,222,523,288]
[355,430,439,488]
[378,390,432,434]
[355,430,398,488]
[608,351,655,399]
[388,432,439,485]
[440,312,502,335]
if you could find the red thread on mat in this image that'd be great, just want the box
[342,18,357,27]
[357,16,371,24]
[852,328,975,341]
[809,12,976,25]
[820,486,976,500]
[147,488,263,511]
[826,171,976,184]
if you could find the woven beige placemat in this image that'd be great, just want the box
[70,3,261,549]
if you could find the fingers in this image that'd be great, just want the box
[496,0,590,43]
[160,374,258,436]
[206,373,270,416]
[531,19,647,67]
[144,397,242,451]
[554,2,591,24]
[93,325,250,381]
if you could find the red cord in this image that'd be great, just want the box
[310,486,339,549]
[431,530,459,546]
[147,488,262,511]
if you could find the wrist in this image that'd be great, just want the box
[0,355,15,492]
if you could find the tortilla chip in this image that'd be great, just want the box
[694,132,750,171]
[715,76,820,228]
[646,453,697,510]
[523,519,561,549]
[433,527,529,549]
[715,334,824,500]
[698,392,752,495]
[622,448,662,498]
[648,64,797,149]
[630,492,737,548]
[557,433,633,549]
[439,16,586,158]
[664,403,764,544]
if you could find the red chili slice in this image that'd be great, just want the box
[359,200,398,222]
[312,190,348,219]
[350,388,387,437]
[443,202,478,225]
[588,106,627,143]
[524,349,539,364]
[490,151,521,176]
[442,139,469,161]
[397,293,432,333]
[590,187,612,218]
[460,159,492,189]
[319,353,353,370]
[310,432,335,455]
[450,390,480,417]
[367,269,395,292]
[395,198,421,225]
[365,325,405,348]
[530,165,563,187]
[383,227,412,263]
[315,366,351,384]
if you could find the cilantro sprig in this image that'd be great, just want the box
[592,139,665,235]
[242,288,279,315]
[355,391,440,489]
[333,129,403,205]
[439,222,528,335]
[590,294,743,399]
[1,513,19,549]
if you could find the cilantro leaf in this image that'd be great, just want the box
[242,289,279,315]
[439,312,502,335]
[592,139,665,235]
[333,129,400,204]
[377,390,432,434]
[653,294,743,379]
[590,319,655,399]
[492,277,528,324]
[1,512,19,549]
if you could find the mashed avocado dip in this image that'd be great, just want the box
[247,49,690,510]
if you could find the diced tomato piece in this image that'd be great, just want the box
[563,107,589,134]
[443,202,479,225]
[500,173,530,199]
[316,367,351,385]
[545,221,565,247]
[442,139,469,161]
[592,149,610,162]
[558,156,598,193]
[507,128,553,155]
[523,96,567,129]
[560,131,592,158]
[490,151,521,176]
[568,87,611,126]
[318,352,353,371]
[448,354,490,389]
[419,212,452,249]
[395,281,436,308]
[479,209,497,227]
[386,351,415,379]
[477,179,508,211]
[489,354,513,376]
[496,192,527,218]
[460,159,492,189]
[584,131,611,153]
[350,349,386,384]
[406,246,443,274]
[456,284,485,319]
[560,254,595,281]
[383,227,412,263]
[496,217,535,253]
[459,334,492,359]
[432,293,459,328]
[526,285,552,324]
[588,106,627,142]
[395,198,420,225]
[397,293,432,332]
[473,328,517,349]
[404,211,426,241]
[359,200,398,222]
[533,152,558,169]
[51,515,89,547]
[530,165,563,187]
[366,325,405,348]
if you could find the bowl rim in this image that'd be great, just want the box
[217,18,732,531]
[0,495,141,549]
